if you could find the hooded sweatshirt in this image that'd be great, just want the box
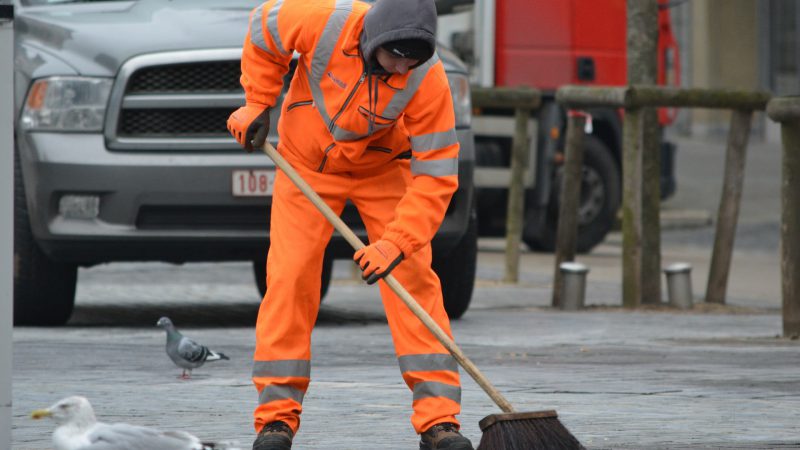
[239,0,459,257]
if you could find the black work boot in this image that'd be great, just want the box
[252,421,293,450]
[419,422,474,450]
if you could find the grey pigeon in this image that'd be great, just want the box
[156,316,230,379]
[31,395,241,450]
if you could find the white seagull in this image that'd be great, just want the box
[31,395,239,450]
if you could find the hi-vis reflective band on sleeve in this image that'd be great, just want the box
[410,129,457,152]
[411,158,458,177]
[410,129,459,177]
[250,0,292,56]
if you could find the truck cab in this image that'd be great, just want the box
[438,0,678,252]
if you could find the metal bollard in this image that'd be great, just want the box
[559,262,589,311]
[664,263,693,309]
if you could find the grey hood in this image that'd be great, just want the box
[360,0,437,66]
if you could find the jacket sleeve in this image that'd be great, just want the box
[240,0,328,107]
[381,62,460,257]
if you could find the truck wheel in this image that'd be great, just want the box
[525,136,621,253]
[432,209,477,320]
[14,148,77,326]
[253,252,333,301]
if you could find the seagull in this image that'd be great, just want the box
[156,316,230,379]
[30,395,239,450]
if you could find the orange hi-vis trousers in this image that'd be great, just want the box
[252,150,462,436]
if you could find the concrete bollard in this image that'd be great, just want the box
[559,262,589,311]
[664,263,693,309]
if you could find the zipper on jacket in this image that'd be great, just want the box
[287,100,313,111]
[317,143,336,172]
[328,69,367,134]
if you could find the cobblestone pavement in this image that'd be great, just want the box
[12,234,800,449]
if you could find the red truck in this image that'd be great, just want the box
[438,0,678,252]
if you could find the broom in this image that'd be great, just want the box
[260,141,584,450]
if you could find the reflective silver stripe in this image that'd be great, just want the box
[307,0,434,141]
[267,0,291,56]
[249,5,271,54]
[381,53,438,120]
[308,0,353,126]
[252,360,311,378]
[410,128,458,153]
[398,353,458,374]
[412,381,461,404]
[411,158,458,177]
[258,385,306,405]
[331,122,393,141]
[331,55,438,142]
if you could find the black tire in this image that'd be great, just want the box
[253,252,333,301]
[432,209,477,320]
[14,147,78,326]
[524,136,621,253]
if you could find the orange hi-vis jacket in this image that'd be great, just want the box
[240,0,460,258]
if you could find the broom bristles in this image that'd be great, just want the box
[477,411,584,450]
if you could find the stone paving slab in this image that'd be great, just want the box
[11,249,800,449]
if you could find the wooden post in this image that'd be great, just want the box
[622,107,643,308]
[780,118,800,336]
[767,97,800,337]
[503,106,531,283]
[641,110,662,304]
[470,87,541,284]
[705,110,753,304]
[552,113,586,307]
[627,0,659,306]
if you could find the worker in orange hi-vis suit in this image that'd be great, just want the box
[227,0,472,449]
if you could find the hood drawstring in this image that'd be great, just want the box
[366,63,379,136]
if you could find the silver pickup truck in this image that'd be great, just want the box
[12,0,477,326]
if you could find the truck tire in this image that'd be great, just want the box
[14,148,78,326]
[432,209,477,320]
[525,136,621,253]
[253,253,333,301]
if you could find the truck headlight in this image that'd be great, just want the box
[20,76,113,132]
[447,73,471,128]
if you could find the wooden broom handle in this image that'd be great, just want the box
[261,142,516,413]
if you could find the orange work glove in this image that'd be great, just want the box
[227,105,270,152]
[353,240,404,285]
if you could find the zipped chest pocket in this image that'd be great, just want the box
[357,106,397,126]
[287,100,313,111]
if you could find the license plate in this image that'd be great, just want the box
[232,170,275,197]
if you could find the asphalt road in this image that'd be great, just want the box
[11,134,799,449]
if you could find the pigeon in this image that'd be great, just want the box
[156,316,230,379]
[30,395,240,450]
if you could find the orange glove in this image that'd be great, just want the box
[353,240,404,285]
[227,105,270,152]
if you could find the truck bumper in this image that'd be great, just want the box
[19,130,474,265]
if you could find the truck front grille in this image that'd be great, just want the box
[105,49,246,151]
[119,108,233,137]
[126,61,242,94]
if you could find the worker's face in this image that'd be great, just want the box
[375,47,420,75]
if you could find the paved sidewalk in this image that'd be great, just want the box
[12,237,799,449]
